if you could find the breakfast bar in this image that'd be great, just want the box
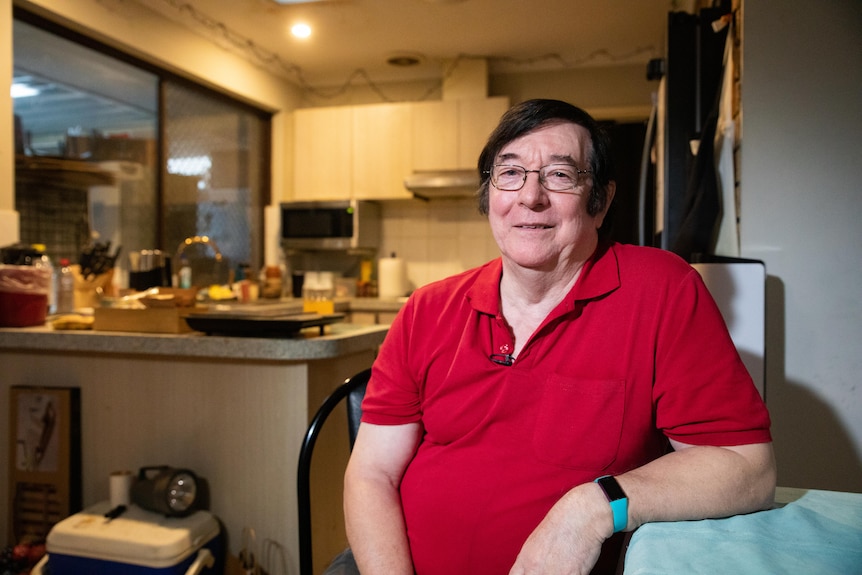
[0,322,389,574]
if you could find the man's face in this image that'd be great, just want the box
[488,121,612,273]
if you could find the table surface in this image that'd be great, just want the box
[623,487,862,574]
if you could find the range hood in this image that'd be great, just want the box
[404,169,480,200]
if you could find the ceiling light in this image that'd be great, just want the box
[291,22,312,39]
[386,52,425,67]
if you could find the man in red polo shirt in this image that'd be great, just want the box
[343,99,775,575]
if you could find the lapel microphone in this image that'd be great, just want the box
[490,353,515,366]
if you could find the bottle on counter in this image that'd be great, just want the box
[56,258,75,314]
[32,244,55,314]
[178,255,192,289]
[261,265,283,299]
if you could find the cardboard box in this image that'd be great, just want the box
[94,307,203,334]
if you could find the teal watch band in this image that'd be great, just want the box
[594,475,628,533]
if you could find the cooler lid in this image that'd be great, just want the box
[47,501,219,568]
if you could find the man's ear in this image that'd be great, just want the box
[595,180,616,229]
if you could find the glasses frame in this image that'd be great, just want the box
[484,163,593,193]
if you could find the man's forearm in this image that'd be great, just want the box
[617,442,776,531]
[344,473,414,574]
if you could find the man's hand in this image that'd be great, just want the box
[509,482,613,575]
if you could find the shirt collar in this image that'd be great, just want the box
[466,242,621,316]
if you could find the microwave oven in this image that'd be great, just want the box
[280,200,381,250]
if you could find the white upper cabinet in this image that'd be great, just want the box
[456,97,510,169]
[352,102,413,200]
[411,100,460,171]
[290,97,509,201]
[293,106,353,201]
[411,96,509,172]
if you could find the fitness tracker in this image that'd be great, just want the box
[594,475,628,533]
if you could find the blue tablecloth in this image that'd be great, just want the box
[624,488,862,575]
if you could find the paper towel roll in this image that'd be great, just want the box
[109,470,134,507]
[378,254,407,299]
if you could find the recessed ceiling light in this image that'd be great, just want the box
[386,52,425,67]
[291,22,312,39]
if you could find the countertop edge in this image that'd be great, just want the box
[0,324,390,361]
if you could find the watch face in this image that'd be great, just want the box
[597,476,626,501]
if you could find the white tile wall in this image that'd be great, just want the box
[379,199,499,293]
[0,209,20,250]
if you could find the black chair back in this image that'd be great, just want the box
[297,368,371,575]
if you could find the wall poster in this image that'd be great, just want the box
[7,386,81,545]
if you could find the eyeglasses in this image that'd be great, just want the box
[485,163,592,192]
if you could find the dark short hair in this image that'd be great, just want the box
[476,99,615,222]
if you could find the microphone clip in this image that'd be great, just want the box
[490,353,515,366]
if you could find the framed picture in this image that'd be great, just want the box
[7,386,81,543]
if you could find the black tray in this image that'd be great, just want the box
[184,312,345,337]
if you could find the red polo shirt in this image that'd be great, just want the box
[362,242,771,575]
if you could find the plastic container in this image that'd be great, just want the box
[302,271,334,301]
[44,501,223,575]
[0,264,52,327]
[302,271,335,314]
[56,258,75,314]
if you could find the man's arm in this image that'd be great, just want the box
[343,421,422,575]
[621,440,776,528]
[510,441,776,575]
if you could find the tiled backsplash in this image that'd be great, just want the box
[379,198,499,292]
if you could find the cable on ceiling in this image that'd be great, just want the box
[146,0,658,103]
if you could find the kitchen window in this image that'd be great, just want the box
[12,11,270,288]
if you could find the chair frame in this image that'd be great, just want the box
[297,368,371,575]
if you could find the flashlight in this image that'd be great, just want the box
[130,466,200,517]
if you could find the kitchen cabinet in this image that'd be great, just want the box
[293,106,353,201]
[346,310,400,325]
[291,97,509,201]
[457,97,510,167]
[411,100,459,171]
[346,298,405,325]
[352,102,413,200]
[292,103,411,201]
[411,96,510,171]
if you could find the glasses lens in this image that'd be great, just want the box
[492,165,526,191]
[540,164,578,191]
[491,164,585,191]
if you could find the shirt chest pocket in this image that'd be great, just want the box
[532,375,626,471]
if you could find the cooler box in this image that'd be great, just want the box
[43,501,223,575]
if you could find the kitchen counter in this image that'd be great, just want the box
[0,321,389,361]
[0,313,390,574]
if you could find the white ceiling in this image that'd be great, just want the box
[140,0,675,89]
